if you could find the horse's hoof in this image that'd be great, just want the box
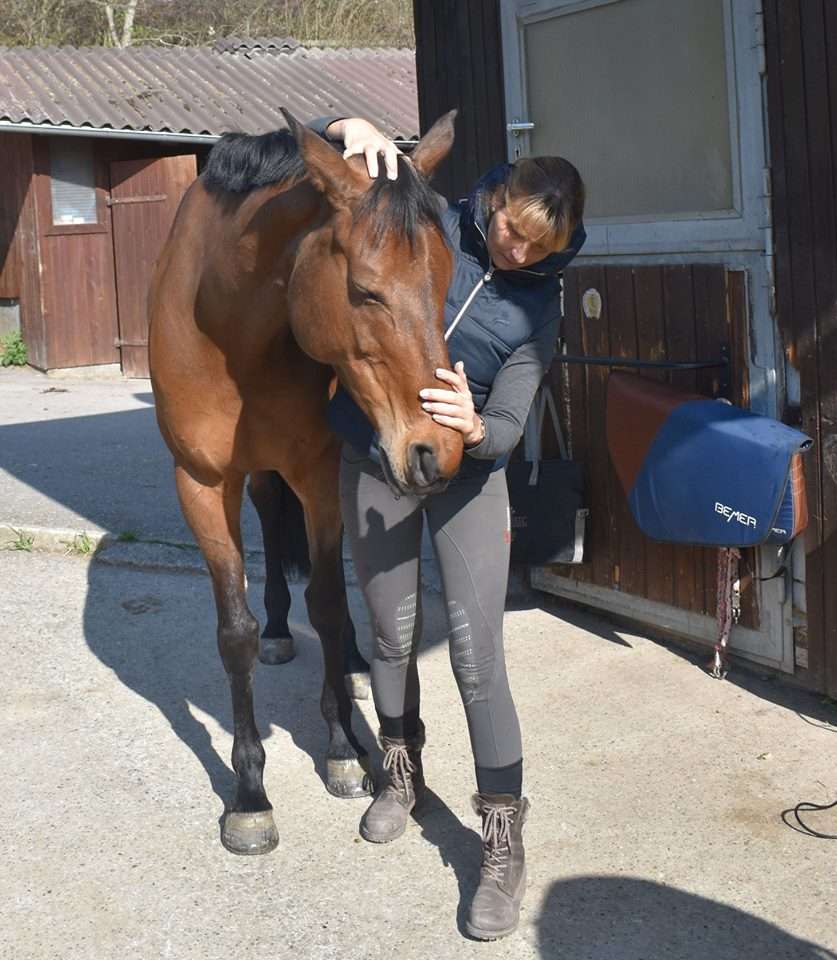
[326,755,374,798]
[345,671,370,701]
[260,635,295,665]
[221,810,279,856]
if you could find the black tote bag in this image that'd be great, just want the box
[506,384,587,564]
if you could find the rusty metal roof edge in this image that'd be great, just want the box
[0,120,220,143]
[0,119,419,147]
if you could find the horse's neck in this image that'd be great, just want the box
[239,180,324,269]
[204,180,325,343]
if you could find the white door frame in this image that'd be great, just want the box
[500,0,768,257]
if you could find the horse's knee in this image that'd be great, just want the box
[305,578,346,636]
[217,609,260,673]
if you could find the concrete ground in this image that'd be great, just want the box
[2,366,837,958]
[0,366,260,547]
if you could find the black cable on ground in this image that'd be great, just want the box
[789,798,837,839]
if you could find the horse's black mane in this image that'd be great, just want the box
[202,130,444,246]
[203,130,306,194]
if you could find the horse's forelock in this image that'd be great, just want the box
[353,156,445,248]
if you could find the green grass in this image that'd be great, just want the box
[62,531,94,556]
[117,530,140,543]
[4,527,34,551]
[0,331,27,366]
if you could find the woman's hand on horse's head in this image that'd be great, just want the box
[419,362,482,445]
[330,118,401,180]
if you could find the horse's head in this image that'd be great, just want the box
[283,110,462,495]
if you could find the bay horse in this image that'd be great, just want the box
[148,110,462,855]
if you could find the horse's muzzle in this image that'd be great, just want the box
[407,442,448,493]
[379,444,449,498]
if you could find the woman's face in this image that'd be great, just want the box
[485,205,557,270]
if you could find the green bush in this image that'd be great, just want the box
[0,330,27,366]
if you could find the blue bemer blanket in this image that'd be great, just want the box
[606,372,811,548]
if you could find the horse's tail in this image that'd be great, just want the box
[275,472,311,580]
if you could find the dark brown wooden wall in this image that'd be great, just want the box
[549,266,756,627]
[0,134,206,371]
[31,137,120,369]
[0,134,46,368]
[413,0,507,200]
[110,154,198,377]
[0,134,27,298]
[765,0,837,694]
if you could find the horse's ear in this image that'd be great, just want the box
[410,110,457,180]
[281,108,362,208]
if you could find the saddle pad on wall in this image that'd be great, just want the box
[606,372,811,548]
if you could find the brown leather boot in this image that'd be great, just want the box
[466,793,530,940]
[359,721,425,843]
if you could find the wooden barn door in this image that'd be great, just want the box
[109,155,196,378]
[533,265,765,655]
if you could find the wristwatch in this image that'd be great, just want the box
[465,415,486,449]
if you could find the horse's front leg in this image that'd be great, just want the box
[297,465,374,799]
[176,466,278,855]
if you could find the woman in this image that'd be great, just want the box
[322,117,585,940]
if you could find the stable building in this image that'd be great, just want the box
[413,0,837,694]
[0,39,419,377]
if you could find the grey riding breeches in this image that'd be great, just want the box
[339,445,523,777]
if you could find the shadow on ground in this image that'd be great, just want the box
[514,587,837,740]
[535,875,836,959]
[81,559,382,815]
[0,391,264,545]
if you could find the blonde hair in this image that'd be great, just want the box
[490,157,585,252]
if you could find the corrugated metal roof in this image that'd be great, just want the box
[0,44,419,140]
[213,37,301,55]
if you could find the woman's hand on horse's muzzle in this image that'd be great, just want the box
[419,362,482,445]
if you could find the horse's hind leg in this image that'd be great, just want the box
[248,471,295,665]
[176,465,278,855]
[250,470,371,700]
[294,460,374,798]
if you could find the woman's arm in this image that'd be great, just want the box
[419,319,558,461]
[462,336,552,460]
[463,316,557,460]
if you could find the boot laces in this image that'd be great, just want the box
[481,804,515,882]
[382,743,415,799]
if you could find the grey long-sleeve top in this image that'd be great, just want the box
[461,326,556,461]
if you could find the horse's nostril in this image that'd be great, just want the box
[409,442,440,487]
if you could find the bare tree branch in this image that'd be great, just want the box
[99,0,138,47]
[104,3,119,45]
[119,0,138,46]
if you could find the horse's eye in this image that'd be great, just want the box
[353,283,384,305]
